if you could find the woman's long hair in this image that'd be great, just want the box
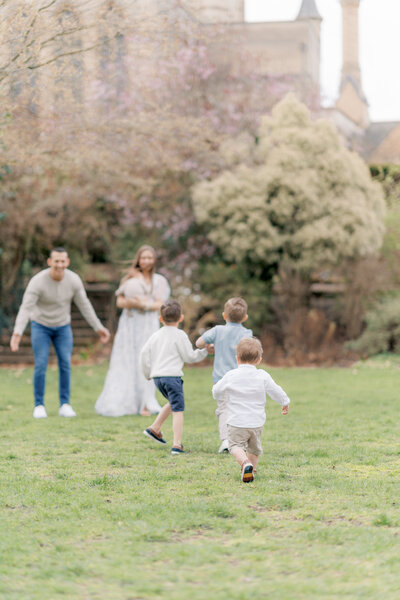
[120,245,157,284]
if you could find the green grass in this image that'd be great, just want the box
[1,358,400,599]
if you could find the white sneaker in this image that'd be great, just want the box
[33,405,47,419]
[218,439,229,453]
[58,404,77,417]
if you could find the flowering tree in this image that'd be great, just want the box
[0,0,293,308]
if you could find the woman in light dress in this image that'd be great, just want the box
[95,245,170,416]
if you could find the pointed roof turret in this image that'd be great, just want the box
[296,0,322,20]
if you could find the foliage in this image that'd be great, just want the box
[370,164,400,285]
[336,257,391,340]
[192,94,386,273]
[192,259,272,335]
[370,164,400,209]
[1,363,400,598]
[342,165,400,355]
[265,267,343,364]
[347,294,400,355]
[0,1,294,332]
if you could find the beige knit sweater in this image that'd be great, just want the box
[13,269,103,335]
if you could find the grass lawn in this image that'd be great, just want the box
[1,357,400,599]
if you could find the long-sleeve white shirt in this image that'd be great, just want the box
[140,325,208,379]
[13,269,103,335]
[212,364,290,428]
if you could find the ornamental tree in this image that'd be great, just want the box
[192,94,386,273]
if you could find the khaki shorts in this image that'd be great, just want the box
[227,425,264,456]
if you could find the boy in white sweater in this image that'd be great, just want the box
[212,337,290,483]
[140,300,208,455]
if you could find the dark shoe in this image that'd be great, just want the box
[241,462,254,483]
[143,428,166,444]
[171,445,185,455]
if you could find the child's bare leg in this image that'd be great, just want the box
[230,446,248,467]
[247,452,259,470]
[150,403,171,433]
[172,411,184,447]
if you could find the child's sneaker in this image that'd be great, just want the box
[241,462,254,483]
[171,445,185,455]
[143,428,166,444]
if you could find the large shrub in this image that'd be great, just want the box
[192,94,386,273]
[347,294,400,355]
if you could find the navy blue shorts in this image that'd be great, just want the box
[154,377,184,412]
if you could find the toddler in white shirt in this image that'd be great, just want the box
[212,337,290,483]
[140,300,208,455]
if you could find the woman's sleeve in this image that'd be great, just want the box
[115,280,126,297]
[155,275,170,301]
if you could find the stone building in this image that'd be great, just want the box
[2,0,399,163]
[187,0,400,163]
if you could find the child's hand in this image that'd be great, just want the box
[281,404,290,415]
[206,343,215,354]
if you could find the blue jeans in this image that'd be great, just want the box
[31,321,73,407]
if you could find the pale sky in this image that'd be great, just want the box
[245,0,400,123]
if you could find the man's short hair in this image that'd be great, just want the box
[236,337,263,364]
[160,300,182,323]
[224,297,247,323]
[50,247,68,256]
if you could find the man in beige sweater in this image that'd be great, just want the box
[10,248,110,418]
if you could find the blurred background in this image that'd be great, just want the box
[1,0,399,365]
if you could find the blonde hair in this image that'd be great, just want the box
[224,297,248,323]
[121,245,157,284]
[236,337,263,364]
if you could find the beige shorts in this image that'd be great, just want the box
[227,425,264,456]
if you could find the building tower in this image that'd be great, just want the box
[336,0,369,128]
[183,0,244,23]
[296,0,321,20]
[296,0,322,99]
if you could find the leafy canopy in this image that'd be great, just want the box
[192,94,386,272]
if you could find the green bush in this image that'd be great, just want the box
[347,294,400,355]
[195,260,272,334]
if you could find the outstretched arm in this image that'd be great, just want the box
[263,372,290,410]
[12,281,40,340]
[178,334,208,365]
[196,336,206,349]
[197,328,216,354]
[73,279,105,333]
[10,333,21,352]
[97,327,110,344]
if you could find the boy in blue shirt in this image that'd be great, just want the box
[196,297,252,453]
